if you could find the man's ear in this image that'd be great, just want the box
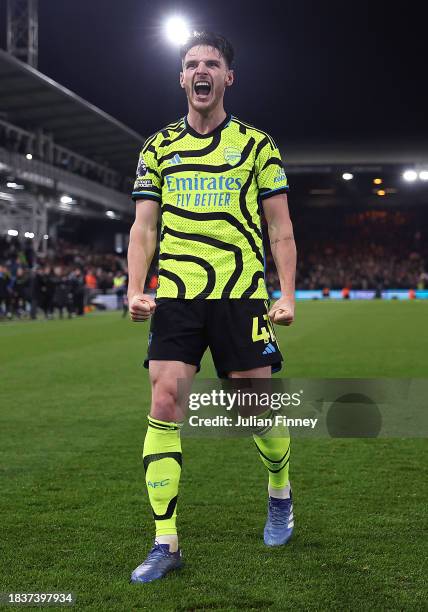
[225,69,234,87]
[179,71,185,88]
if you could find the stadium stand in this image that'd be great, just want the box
[1,46,428,318]
[0,47,142,255]
[2,202,427,320]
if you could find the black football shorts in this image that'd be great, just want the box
[144,298,283,378]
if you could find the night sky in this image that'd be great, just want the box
[1,0,427,146]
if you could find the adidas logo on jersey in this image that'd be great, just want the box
[167,154,182,165]
[262,343,277,355]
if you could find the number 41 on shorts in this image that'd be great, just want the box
[252,314,276,344]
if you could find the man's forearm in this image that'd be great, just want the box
[268,233,297,299]
[127,226,157,296]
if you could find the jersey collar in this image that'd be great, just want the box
[184,113,232,139]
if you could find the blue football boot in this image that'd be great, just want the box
[264,491,294,546]
[130,543,183,583]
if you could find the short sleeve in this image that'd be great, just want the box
[255,136,289,200]
[131,138,162,202]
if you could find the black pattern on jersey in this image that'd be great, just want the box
[158,269,186,298]
[160,137,255,178]
[161,226,243,298]
[159,128,187,148]
[159,253,216,299]
[239,169,263,240]
[158,132,222,164]
[232,118,277,149]
[262,157,285,171]
[144,168,160,179]
[254,136,270,160]
[144,145,158,162]
[242,271,265,297]
[162,204,264,266]
[143,120,186,151]
[142,133,159,153]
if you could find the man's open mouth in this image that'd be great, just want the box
[194,81,211,96]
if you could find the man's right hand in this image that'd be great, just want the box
[128,293,156,322]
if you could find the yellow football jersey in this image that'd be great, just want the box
[132,115,288,299]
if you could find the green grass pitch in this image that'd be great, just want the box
[1,301,427,611]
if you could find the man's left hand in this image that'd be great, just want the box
[268,297,295,326]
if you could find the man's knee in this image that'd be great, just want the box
[149,361,196,422]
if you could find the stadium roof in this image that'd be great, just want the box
[0,48,144,176]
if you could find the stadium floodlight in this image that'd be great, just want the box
[6,182,24,189]
[7,229,19,236]
[165,16,190,45]
[342,172,354,181]
[26,153,33,160]
[402,170,417,182]
[419,170,428,181]
[60,195,73,204]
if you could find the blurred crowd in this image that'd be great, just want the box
[0,237,129,320]
[265,239,427,293]
[265,209,427,293]
[1,208,427,320]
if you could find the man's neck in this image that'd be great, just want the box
[186,107,227,135]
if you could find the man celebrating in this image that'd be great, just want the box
[128,31,296,583]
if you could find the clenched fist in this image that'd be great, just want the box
[268,297,295,326]
[128,293,156,322]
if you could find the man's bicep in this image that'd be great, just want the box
[134,199,160,230]
[262,193,292,226]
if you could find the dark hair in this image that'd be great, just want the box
[180,31,234,68]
